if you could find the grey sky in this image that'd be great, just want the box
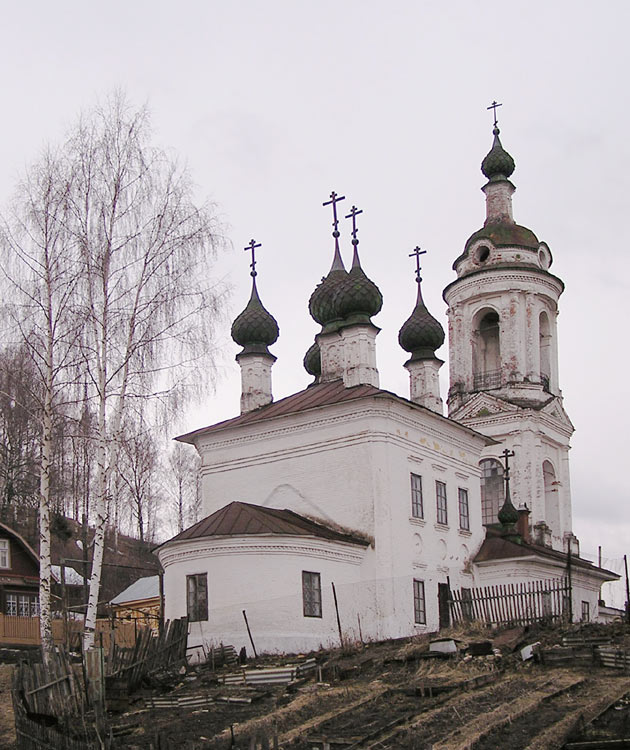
[2,2,628,598]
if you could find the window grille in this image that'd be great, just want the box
[302,571,322,618]
[413,579,426,624]
[436,481,448,525]
[410,473,423,518]
[186,573,208,622]
[458,488,470,531]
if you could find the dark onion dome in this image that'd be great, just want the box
[303,340,321,378]
[464,222,539,253]
[481,126,515,181]
[498,486,519,527]
[308,247,349,328]
[231,278,279,355]
[335,245,383,326]
[398,282,445,361]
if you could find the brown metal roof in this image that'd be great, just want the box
[474,534,618,579]
[160,501,371,548]
[177,379,493,444]
[177,380,382,442]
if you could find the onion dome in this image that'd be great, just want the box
[303,340,321,378]
[399,279,445,361]
[481,126,515,181]
[308,255,348,329]
[231,278,279,356]
[335,242,383,326]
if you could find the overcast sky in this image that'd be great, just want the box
[2,2,628,600]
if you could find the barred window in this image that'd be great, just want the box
[302,571,322,618]
[458,488,470,531]
[436,481,448,525]
[186,573,208,622]
[413,579,426,624]
[6,593,17,616]
[0,539,9,568]
[410,473,423,518]
[480,459,504,525]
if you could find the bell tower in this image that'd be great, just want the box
[443,111,575,552]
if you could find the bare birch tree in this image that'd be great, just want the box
[1,148,81,656]
[167,441,201,534]
[65,94,226,649]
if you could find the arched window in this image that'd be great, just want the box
[480,458,504,525]
[539,312,551,391]
[543,460,560,535]
[473,310,501,390]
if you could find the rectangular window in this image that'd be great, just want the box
[436,481,448,525]
[6,593,17,616]
[18,595,30,617]
[413,579,426,624]
[458,488,470,531]
[186,573,208,622]
[410,473,423,518]
[581,600,590,622]
[0,539,9,568]
[302,571,322,618]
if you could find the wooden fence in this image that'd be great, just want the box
[448,578,571,627]
[0,614,141,649]
[11,617,189,749]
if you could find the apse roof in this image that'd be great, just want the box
[160,501,371,548]
[177,379,493,444]
[474,534,618,580]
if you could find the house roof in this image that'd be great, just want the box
[177,379,494,444]
[0,521,40,569]
[111,575,161,605]
[474,532,618,580]
[158,501,371,549]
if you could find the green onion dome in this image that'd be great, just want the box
[335,244,383,325]
[231,279,279,355]
[308,246,349,328]
[303,340,321,378]
[398,282,445,360]
[481,126,515,181]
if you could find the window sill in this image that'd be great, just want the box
[409,517,426,526]
[458,529,472,537]
[434,523,449,531]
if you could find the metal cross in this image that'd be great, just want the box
[345,205,363,243]
[501,447,515,478]
[244,238,261,278]
[409,246,427,283]
[487,100,502,127]
[323,191,346,236]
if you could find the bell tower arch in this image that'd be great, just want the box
[444,121,574,551]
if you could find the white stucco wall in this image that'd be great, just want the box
[166,392,489,651]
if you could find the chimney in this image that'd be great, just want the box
[517,504,531,543]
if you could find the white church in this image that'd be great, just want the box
[156,123,617,654]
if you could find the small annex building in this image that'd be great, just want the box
[157,123,618,655]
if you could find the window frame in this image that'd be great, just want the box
[0,539,9,569]
[5,593,17,616]
[458,488,470,531]
[413,579,426,625]
[410,473,424,519]
[436,481,448,526]
[186,573,208,623]
[302,571,322,618]
[581,600,590,622]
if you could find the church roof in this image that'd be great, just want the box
[161,501,371,547]
[474,534,618,580]
[177,380,493,444]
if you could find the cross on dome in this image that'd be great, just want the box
[244,238,261,278]
[487,100,503,128]
[409,246,427,283]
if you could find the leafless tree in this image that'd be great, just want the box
[1,147,82,656]
[166,441,201,534]
[64,94,226,648]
